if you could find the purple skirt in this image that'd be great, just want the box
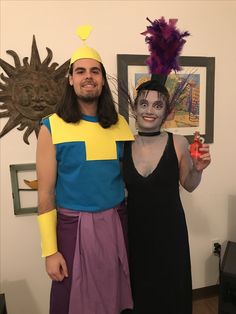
[50,205,133,314]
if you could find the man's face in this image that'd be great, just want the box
[69,58,104,103]
[136,90,167,132]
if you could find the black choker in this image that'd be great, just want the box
[138,131,161,137]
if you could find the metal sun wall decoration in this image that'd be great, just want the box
[0,36,70,144]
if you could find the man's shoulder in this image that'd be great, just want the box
[114,114,134,140]
[42,113,58,122]
[117,114,129,125]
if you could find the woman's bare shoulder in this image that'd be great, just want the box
[171,133,190,161]
[172,133,189,147]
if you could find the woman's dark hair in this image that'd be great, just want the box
[56,63,118,128]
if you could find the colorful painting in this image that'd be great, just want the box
[117,55,215,143]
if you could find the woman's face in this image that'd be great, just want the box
[135,90,167,132]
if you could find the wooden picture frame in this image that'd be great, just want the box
[10,163,37,215]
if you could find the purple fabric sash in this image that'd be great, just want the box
[50,207,133,314]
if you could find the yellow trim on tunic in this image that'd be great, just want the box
[49,114,134,160]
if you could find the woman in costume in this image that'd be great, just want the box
[122,17,211,314]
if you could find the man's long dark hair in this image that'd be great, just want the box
[56,62,118,128]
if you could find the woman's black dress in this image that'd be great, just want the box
[123,133,192,314]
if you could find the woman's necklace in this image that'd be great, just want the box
[138,131,161,137]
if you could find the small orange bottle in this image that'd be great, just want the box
[190,131,203,159]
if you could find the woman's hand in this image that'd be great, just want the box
[192,143,211,172]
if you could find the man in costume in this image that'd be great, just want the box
[37,25,134,314]
[122,17,211,313]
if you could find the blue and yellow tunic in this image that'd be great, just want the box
[42,113,134,212]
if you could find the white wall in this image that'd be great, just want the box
[1,1,236,313]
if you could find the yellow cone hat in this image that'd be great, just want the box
[70,25,102,65]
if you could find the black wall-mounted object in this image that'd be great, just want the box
[219,241,236,314]
[0,294,7,314]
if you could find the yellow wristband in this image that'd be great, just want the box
[37,209,58,257]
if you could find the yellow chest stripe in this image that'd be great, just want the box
[49,114,134,160]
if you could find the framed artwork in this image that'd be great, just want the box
[117,54,215,143]
[9,163,37,215]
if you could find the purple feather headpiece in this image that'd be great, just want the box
[142,17,190,75]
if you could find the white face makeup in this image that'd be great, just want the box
[135,90,167,132]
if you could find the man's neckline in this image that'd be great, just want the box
[82,114,98,122]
